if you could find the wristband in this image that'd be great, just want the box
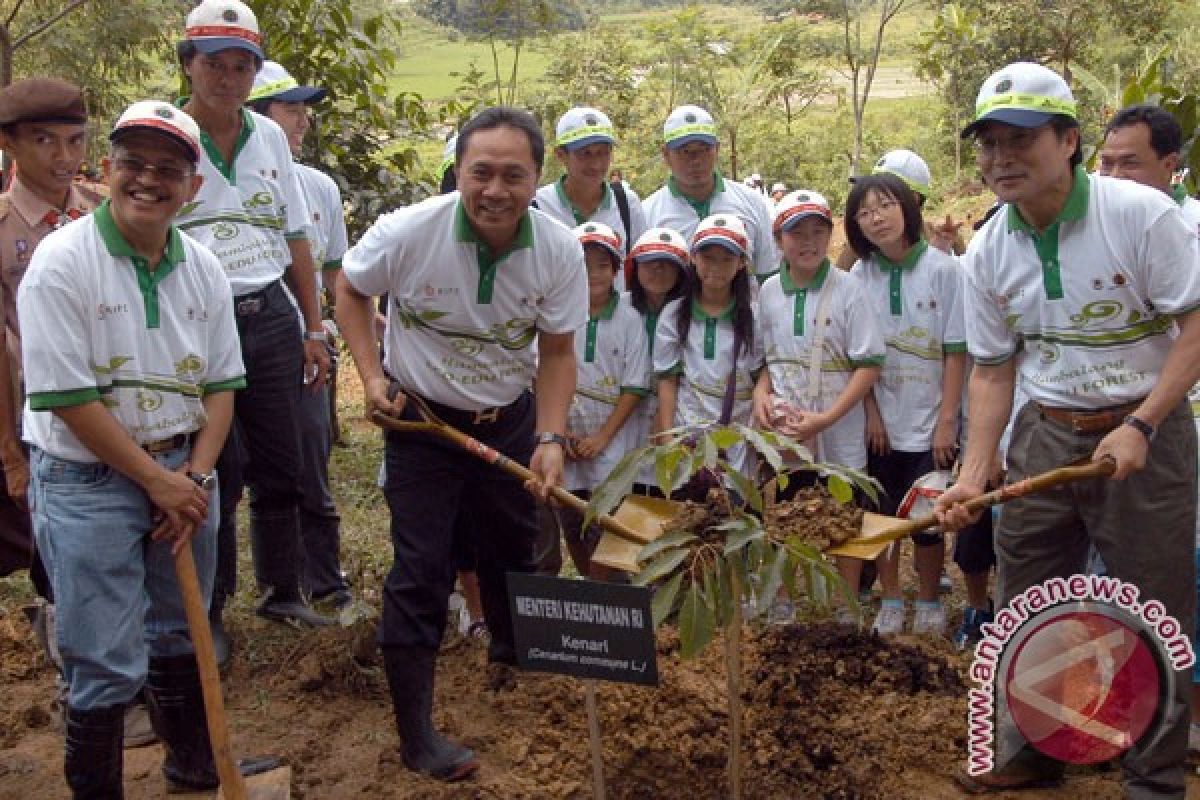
[534,432,568,448]
[1122,414,1155,442]
[303,331,329,342]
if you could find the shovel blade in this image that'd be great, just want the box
[591,495,685,573]
[825,512,908,561]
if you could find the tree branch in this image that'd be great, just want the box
[13,0,90,50]
[5,0,28,31]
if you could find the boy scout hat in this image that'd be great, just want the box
[556,107,616,151]
[0,78,86,127]
[248,61,327,104]
[773,190,832,233]
[110,101,202,163]
[629,227,688,267]
[692,214,749,257]
[871,149,931,196]
[961,61,1076,138]
[185,0,264,61]
[663,105,718,149]
[574,221,623,265]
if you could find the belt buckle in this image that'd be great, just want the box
[472,407,500,425]
[236,296,263,315]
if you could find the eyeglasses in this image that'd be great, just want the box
[973,126,1047,157]
[854,200,898,224]
[113,157,193,182]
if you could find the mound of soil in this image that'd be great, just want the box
[765,487,863,550]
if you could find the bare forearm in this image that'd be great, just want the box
[191,391,235,475]
[596,393,642,440]
[1133,309,1200,427]
[335,282,387,388]
[52,402,166,490]
[939,351,967,425]
[534,349,575,435]
[655,376,678,433]
[823,365,879,423]
[286,239,323,333]
[959,361,1016,487]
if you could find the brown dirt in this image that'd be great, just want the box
[764,486,862,550]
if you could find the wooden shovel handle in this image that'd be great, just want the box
[860,457,1117,546]
[370,409,652,546]
[174,544,248,800]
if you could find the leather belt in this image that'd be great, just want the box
[1035,399,1143,435]
[234,280,282,317]
[142,433,191,453]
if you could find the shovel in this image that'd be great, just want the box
[173,543,292,799]
[369,393,658,548]
[827,457,1116,561]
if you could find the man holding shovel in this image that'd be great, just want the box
[937,62,1200,797]
[336,106,586,781]
[19,100,278,797]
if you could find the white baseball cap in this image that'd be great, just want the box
[629,227,689,268]
[663,105,717,149]
[692,214,748,257]
[186,0,264,60]
[555,107,616,151]
[773,190,832,233]
[771,182,787,194]
[575,221,623,264]
[110,101,202,162]
[248,61,326,104]
[871,149,931,196]
[961,61,1076,138]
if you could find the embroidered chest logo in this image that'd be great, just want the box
[97,302,130,320]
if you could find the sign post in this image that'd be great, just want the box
[509,573,659,798]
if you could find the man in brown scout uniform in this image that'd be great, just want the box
[0,78,157,748]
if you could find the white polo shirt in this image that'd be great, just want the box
[963,169,1200,411]
[534,177,648,257]
[564,291,649,491]
[632,305,665,487]
[175,109,310,296]
[853,240,966,451]
[643,175,780,279]
[19,202,246,462]
[758,260,886,468]
[653,297,765,476]
[342,192,588,410]
[296,163,348,291]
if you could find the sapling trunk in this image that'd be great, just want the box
[724,568,744,800]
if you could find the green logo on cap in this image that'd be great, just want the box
[155,107,174,119]
[685,113,696,123]
[797,192,809,201]
[659,232,672,242]
[223,8,238,22]
[584,114,597,125]
[584,224,597,232]
[714,217,727,226]
[995,78,1013,93]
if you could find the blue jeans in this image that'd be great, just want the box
[29,445,217,711]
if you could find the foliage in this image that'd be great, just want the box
[914,3,979,179]
[246,0,433,239]
[413,0,585,36]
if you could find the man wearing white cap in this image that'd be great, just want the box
[643,105,779,282]
[936,62,1200,797]
[175,0,333,646]
[534,106,647,264]
[19,100,277,797]
[248,61,352,611]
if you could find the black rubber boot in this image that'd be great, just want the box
[381,646,479,781]
[64,703,124,799]
[143,654,282,793]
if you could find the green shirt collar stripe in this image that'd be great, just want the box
[690,297,735,360]
[779,259,830,337]
[94,200,186,329]
[667,172,724,218]
[454,200,535,303]
[1006,166,1089,300]
[584,292,619,363]
[555,175,611,225]
[175,101,256,185]
[876,240,928,315]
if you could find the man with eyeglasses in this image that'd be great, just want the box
[174,0,334,659]
[936,62,1200,797]
[18,99,281,797]
[642,105,778,282]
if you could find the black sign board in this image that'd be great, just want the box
[508,572,659,687]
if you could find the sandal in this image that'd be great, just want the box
[955,765,1064,794]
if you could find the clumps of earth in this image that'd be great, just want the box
[765,486,863,550]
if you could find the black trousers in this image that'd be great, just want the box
[378,391,539,665]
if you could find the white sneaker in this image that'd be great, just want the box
[871,604,906,635]
[913,603,948,635]
[767,597,795,626]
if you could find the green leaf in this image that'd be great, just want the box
[740,425,786,474]
[709,427,741,450]
[584,447,644,529]
[782,551,801,602]
[633,548,690,586]
[678,581,716,659]
[757,547,789,611]
[652,572,684,628]
[722,515,766,555]
[827,473,854,505]
[637,529,698,563]
[725,465,763,514]
[655,446,688,496]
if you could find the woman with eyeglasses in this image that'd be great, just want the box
[844,172,967,638]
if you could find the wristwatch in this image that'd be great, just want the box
[534,432,569,448]
[1122,414,1155,442]
[303,330,329,342]
[188,470,217,491]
